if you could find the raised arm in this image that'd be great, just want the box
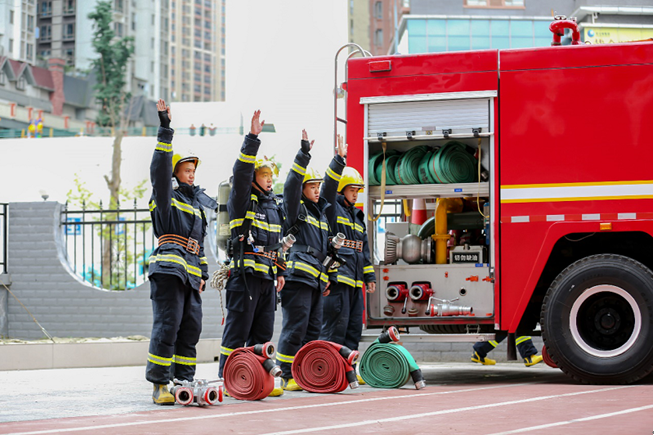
[228,110,264,217]
[284,129,312,225]
[322,134,347,226]
[150,99,174,220]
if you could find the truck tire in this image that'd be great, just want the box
[541,254,652,384]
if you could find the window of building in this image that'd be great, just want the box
[0,71,6,86]
[464,0,524,8]
[152,14,155,25]
[41,1,52,17]
[115,0,124,13]
[115,22,123,37]
[374,1,382,19]
[39,49,51,58]
[64,23,75,39]
[16,76,26,91]
[26,43,34,59]
[204,53,211,62]
[27,15,34,32]
[65,48,75,65]
[10,10,14,24]
[8,38,13,53]
[64,0,75,14]
[375,28,383,47]
[40,25,52,41]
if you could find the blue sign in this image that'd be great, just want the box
[65,217,81,236]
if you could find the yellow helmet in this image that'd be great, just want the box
[303,167,323,184]
[172,153,200,175]
[338,167,364,193]
[254,157,279,177]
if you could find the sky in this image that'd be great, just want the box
[0,0,350,205]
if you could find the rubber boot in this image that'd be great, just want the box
[523,354,543,367]
[281,378,302,391]
[152,384,175,405]
[269,377,284,397]
[471,351,496,365]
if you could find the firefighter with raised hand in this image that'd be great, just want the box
[276,130,347,391]
[146,99,216,405]
[320,145,376,365]
[218,110,287,397]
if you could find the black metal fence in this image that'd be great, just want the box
[0,203,7,274]
[61,200,155,290]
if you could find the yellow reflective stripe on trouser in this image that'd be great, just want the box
[148,353,172,367]
[515,336,532,345]
[291,162,306,176]
[156,142,173,152]
[489,340,499,347]
[276,352,295,364]
[326,167,341,182]
[363,265,374,274]
[173,355,196,366]
[149,254,203,277]
[221,346,234,357]
[239,152,256,164]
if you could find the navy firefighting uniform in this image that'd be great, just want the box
[320,195,376,351]
[276,146,345,379]
[473,334,538,360]
[218,133,287,378]
[146,127,216,385]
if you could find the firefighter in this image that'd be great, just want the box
[218,110,287,398]
[471,334,543,366]
[146,99,216,405]
[320,164,376,355]
[276,130,347,391]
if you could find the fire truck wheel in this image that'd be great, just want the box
[541,254,652,384]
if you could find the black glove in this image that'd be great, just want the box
[158,110,171,129]
[301,139,311,155]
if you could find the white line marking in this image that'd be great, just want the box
[487,405,653,435]
[259,386,633,435]
[3,383,538,435]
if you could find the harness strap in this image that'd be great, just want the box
[342,239,363,252]
[158,234,200,255]
[290,244,327,263]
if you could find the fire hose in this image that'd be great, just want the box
[223,342,282,400]
[292,340,360,393]
[170,378,222,406]
[359,327,427,389]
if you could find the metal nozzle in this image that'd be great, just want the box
[262,358,282,377]
[280,234,296,252]
[414,380,427,390]
[331,232,346,249]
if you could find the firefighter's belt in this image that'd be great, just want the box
[158,234,201,255]
[342,239,363,252]
[245,249,277,261]
[290,244,326,263]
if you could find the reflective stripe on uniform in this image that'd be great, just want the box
[148,353,172,367]
[291,162,306,176]
[353,223,364,233]
[149,254,203,277]
[173,354,196,366]
[336,216,353,227]
[363,265,374,274]
[221,346,234,356]
[200,256,208,265]
[326,167,342,182]
[149,199,202,218]
[251,219,282,233]
[489,340,498,347]
[156,142,173,152]
[239,152,256,164]
[305,215,329,231]
[336,275,356,287]
[516,336,532,345]
[276,352,295,364]
[230,258,274,274]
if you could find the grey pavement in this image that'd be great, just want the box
[0,361,569,424]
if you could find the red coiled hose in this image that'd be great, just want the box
[224,348,274,400]
[292,340,359,393]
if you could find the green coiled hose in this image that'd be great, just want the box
[395,145,429,185]
[359,340,421,388]
[427,141,477,184]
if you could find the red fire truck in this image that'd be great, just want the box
[340,17,652,384]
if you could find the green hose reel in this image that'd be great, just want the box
[359,338,423,389]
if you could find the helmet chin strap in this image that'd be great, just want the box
[343,194,355,207]
[252,179,272,195]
